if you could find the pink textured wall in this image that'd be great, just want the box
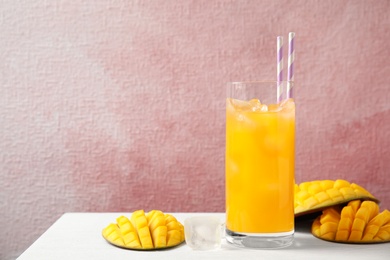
[1,0,389,259]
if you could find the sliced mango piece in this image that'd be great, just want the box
[102,210,185,250]
[362,210,390,241]
[336,205,355,241]
[349,201,379,241]
[165,213,185,243]
[131,210,154,249]
[149,214,166,232]
[152,226,167,248]
[312,200,390,243]
[116,215,141,248]
[102,223,125,246]
[295,179,378,216]
[167,229,183,247]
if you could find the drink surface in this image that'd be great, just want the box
[225,98,295,233]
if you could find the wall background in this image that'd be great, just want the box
[1,0,389,259]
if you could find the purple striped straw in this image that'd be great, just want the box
[277,36,283,103]
[287,32,295,99]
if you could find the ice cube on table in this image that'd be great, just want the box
[184,216,223,250]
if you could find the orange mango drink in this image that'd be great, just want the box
[226,98,295,233]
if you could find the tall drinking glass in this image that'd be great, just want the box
[225,81,295,249]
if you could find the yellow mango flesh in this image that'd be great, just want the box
[102,210,185,250]
[312,200,390,243]
[116,215,141,248]
[131,210,154,249]
[295,180,378,216]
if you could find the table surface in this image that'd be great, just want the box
[17,212,390,260]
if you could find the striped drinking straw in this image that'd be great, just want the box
[287,32,295,99]
[276,36,283,103]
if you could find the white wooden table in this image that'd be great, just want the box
[17,212,390,259]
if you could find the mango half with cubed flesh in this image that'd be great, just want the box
[294,179,379,217]
[312,200,390,243]
[102,210,185,250]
